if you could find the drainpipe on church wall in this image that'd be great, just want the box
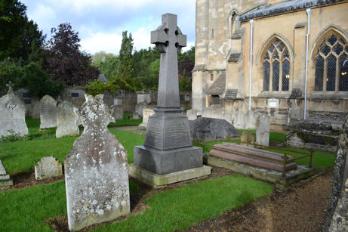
[304,8,312,120]
[249,19,254,112]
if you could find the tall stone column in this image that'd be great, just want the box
[132,14,211,186]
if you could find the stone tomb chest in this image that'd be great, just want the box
[208,143,312,185]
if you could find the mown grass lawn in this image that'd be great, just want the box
[0,118,144,175]
[0,118,335,231]
[0,175,272,232]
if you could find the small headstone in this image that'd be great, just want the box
[40,95,58,129]
[256,114,270,147]
[0,86,28,138]
[0,160,13,187]
[138,107,155,129]
[56,101,79,138]
[112,106,124,120]
[189,117,239,140]
[137,93,151,104]
[65,94,130,231]
[34,156,63,180]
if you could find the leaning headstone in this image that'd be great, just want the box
[189,117,239,140]
[56,101,79,138]
[132,14,211,187]
[256,114,270,147]
[0,160,13,187]
[34,156,63,180]
[65,94,130,231]
[40,95,58,129]
[0,86,28,138]
[325,116,348,231]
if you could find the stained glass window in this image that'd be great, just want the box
[263,38,290,92]
[315,32,348,92]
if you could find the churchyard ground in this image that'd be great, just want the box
[0,118,336,231]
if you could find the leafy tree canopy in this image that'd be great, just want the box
[0,0,44,63]
[43,23,98,87]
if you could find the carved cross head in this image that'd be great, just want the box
[151,13,187,53]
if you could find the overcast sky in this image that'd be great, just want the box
[21,0,196,55]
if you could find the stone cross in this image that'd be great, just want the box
[151,13,187,109]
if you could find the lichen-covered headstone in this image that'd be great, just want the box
[329,179,348,232]
[40,95,57,129]
[0,86,28,138]
[65,94,130,231]
[34,156,63,180]
[325,116,348,231]
[256,114,270,147]
[56,101,79,138]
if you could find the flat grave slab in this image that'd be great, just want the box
[208,143,312,186]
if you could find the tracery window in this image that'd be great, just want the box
[263,38,290,92]
[314,32,348,92]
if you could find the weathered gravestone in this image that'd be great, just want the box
[329,179,348,232]
[256,114,270,147]
[40,95,58,129]
[325,116,348,231]
[0,160,13,187]
[0,85,28,138]
[34,156,63,180]
[65,94,130,231]
[138,107,155,130]
[132,14,211,187]
[56,101,79,138]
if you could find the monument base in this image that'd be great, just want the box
[134,145,203,175]
[129,164,211,187]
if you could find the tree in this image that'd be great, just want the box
[92,51,119,79]
[115,31,138,91]
[0,59,23,94]
[44,23,98,87]
[0,0,44,63]
[20,62,63,98]
[178,47,195,92]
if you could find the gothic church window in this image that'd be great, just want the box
[314,32,348,92]
[263,38,290,92]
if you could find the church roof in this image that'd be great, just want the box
[206,74,226,95]
[240,0,346,22]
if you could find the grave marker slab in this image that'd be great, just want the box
[256,114,270,147]
[34,156,63,180]
[65,95,130,231]
[0,86,28,138]
[40,95,57,129]
[56,101,79,138]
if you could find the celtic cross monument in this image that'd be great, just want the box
[132,14,210,186]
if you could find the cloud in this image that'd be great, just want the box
[21,0,196,54]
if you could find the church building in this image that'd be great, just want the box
[190,0,348,130]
